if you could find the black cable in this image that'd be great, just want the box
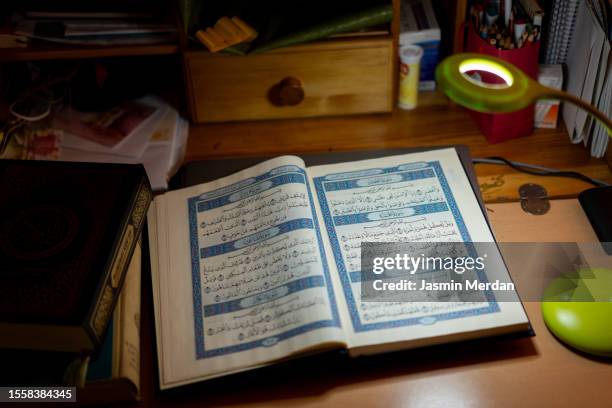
[473,156,608,188]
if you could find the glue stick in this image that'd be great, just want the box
[398,44,423,110]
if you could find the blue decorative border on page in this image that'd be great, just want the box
[313,160,500,333]
[188,166,340,359]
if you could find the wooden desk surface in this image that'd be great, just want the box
[186,92,612,202]
[143,97,612,407]
[141,199,612,408]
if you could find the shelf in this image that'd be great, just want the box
[0,42,179,62]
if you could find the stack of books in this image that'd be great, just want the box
[0,160,151,404]
[80,242,142,404]
[0,244,143,404]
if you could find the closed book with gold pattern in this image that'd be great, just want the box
[0,160,151,353]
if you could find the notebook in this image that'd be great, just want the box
[561,0,610,157]
[542,0,580,65]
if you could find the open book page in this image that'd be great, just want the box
[148,156,345,389]
[306,148,528,353]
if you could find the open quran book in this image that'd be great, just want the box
[148,148,529,389]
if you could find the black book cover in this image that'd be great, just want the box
[0,160,151,353]
[579,186,612,255]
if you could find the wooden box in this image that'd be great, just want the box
[184,36,395,123]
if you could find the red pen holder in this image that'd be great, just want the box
[464,23,540,143]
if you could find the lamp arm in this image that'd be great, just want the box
[541,89,612,137]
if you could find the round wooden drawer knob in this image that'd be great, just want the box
[269,76,304,106]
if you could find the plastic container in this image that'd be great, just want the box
[464,23,540,143]
[398,44,424,110]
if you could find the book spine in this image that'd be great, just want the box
[85,175,152,351]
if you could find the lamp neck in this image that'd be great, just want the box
[541,88,612,138]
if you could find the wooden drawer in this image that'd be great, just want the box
[184,37,394,123]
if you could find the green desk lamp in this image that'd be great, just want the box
[436,53,612,357]
[435,53,612,137]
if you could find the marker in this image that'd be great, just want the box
[514,19,526,45]
[475,4,484,28]
[485,4,499,27]
[504,0,512,26]
[480,26,489,39]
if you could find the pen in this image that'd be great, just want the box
[514,18,526,45]
[470,5,478,29]
[476,5,484,29]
